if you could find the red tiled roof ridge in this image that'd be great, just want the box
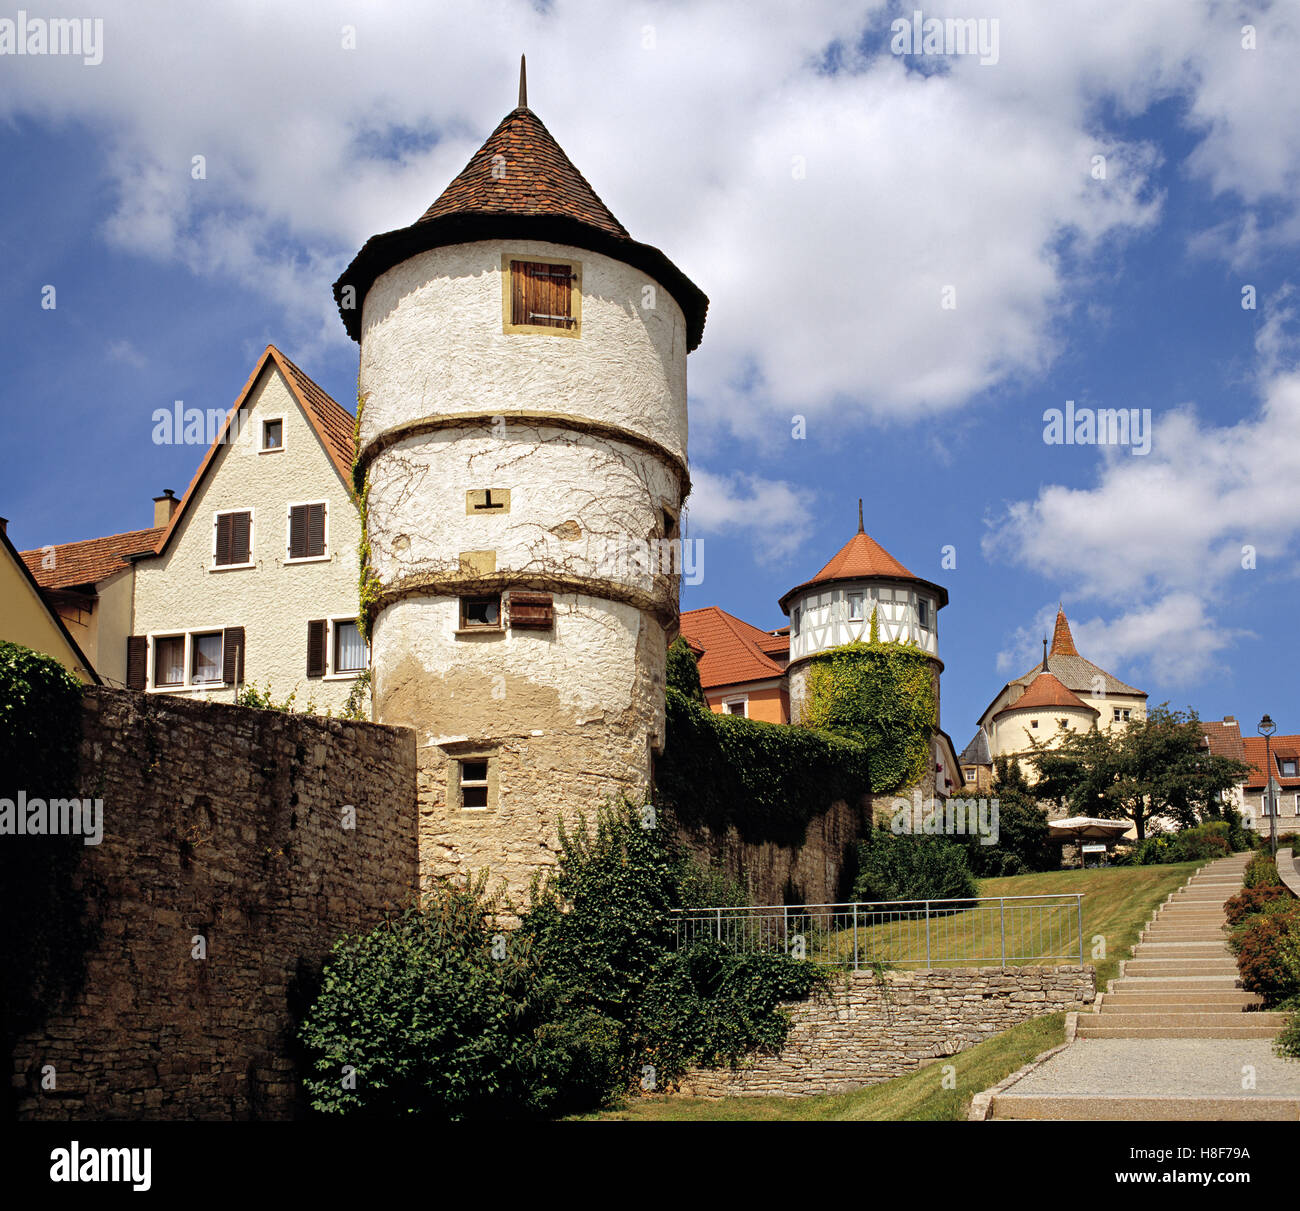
[679,606,785,689]
[1050,606,1079,656]
[1242,734,1300,788]
[419,106,630,239]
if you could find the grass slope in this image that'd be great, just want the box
[588,860,1205,1121]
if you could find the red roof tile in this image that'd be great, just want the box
[1242,735,1300,790]
[994,670,1098,717]
[1199,718,1246,764]
[1050,607,1079,656]
[779,524,948,613]
[21,527,164,590]
[679,607,786,690]
[420,107,630,239]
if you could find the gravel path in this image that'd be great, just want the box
[1005,1038,1300,1098]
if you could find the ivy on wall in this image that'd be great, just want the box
[353,388,382,642]
[656,686,872,849]
[799,639,936,796]
[0,642,99,1113]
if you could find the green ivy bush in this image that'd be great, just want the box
[299,800,826,1118]
[656,687,872,849]
[0,642,97,1115]
[799,640,935,794]
[853,826,978,904]
[665,635,705,704]
[1126,821,1231,866]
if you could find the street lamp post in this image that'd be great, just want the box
[1258,714,1278,857]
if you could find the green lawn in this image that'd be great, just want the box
[587,860,1206,1121]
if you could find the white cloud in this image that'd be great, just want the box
[4,1,1299,422]
[985,289,1300,685]
[684,466,816,562]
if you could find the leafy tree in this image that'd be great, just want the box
[963,756,1056,875]
[1028,704,1249,840]
[853,827,977,903]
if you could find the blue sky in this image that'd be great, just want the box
[3,0,1299,745]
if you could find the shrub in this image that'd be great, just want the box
[853,827,977,903]
[1244,852,1282,889]
[1275,1000,1300,1060]
[1225,885,1297,928]
[657,687,872,852]
[962,760,1057,875]
[1229,901,1300,1004]
[1131,823,1230,865]
[665,636,705,704]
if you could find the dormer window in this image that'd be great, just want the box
[504,257,582,337]
[1282,759,1297,778]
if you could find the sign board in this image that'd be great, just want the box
[1081,843,1107,854]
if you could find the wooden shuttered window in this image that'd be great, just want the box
[126,635,147,690]
[509,592,554,629]
[222,626,245,685]
[511,261,575,329]
[288,503,326,560]
[306,619,327,678]
[214,510,251,566]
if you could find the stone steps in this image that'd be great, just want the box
[1087,1010,1288,1028]
[1122,958,1240,976]
[1111,976,1243,990]
[1076,1023,1282,1039]
[1102,991,1261,1008]
[990,1093,1300,1120]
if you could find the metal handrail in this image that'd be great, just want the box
[672,893,1086,970]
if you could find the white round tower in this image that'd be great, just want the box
[334,68,707,897]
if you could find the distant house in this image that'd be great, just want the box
[1,518,99,683]
[20,345,366,712]
[1201,716,1300,834]
[678,606,789,722]
[964,606,1148,795]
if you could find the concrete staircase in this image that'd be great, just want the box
[1077,852,1287,1039]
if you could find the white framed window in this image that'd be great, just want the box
[917,598,930,628]
[212,508,254,569]
[326,617,367,678]
[459,758,491,811]
[848,593,864,621]
[1282,759,1297,777]
[260,417,284,452]
[722,696,748,717]
[286,501,329,563]
[791,607,801,636]
[148,627,238,692]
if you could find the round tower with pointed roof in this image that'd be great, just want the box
[780,506,950,791]
[335,63,707,896]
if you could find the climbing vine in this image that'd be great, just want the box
[799,639,935,795]
[353,387,382,642]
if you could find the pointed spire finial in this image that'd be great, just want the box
[857,498,864,533]
[1042,636,1049,671]
[518,54,528,109]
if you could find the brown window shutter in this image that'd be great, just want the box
[306,619,327,678]
[215,513,233,565]
[222,626,245,685]
[308,503,326,557]
[288,505,307,559]
[231,511,250,564]
[509,592,554,629]
[126,636,147,689]
[513,261,573,328]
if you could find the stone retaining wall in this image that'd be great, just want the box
[678,965,1095,1098]
[10,687,418,1120]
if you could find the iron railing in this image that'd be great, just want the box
[673,894,1085,970]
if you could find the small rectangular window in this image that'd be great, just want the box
[154,636,185,687]
[848,593,864,621]
[918,599,930,628]
[214,510,252,567]
[460,760,489,810]
[191,632,224,685]
[1284,760,1297,777]
[723,698,747,717]
[460,596,501,629]
[791,607,801,636]
[334,620,365,674]
[262,419,283,451]
[1030,719,1039,729]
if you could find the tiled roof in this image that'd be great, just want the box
[1199,717,1246,764]
[333,105,708,350]
[419,107,630,239]
[995,670,1098,717]
[779,525,948,612]
[21,526,163,590]
[1050,607,1078,656]
[1242,735,1300,790]
[679,606,787,690]
[959,730,991,765]
[274,348,356,481]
